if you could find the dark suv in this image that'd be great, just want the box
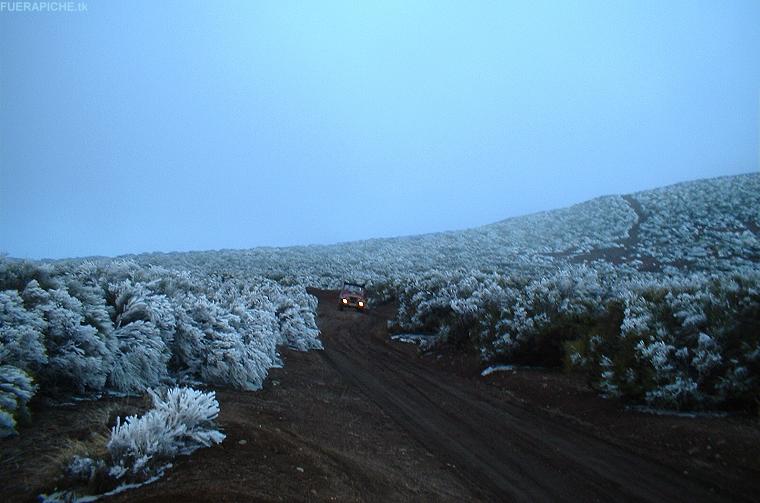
[338,282,367,311]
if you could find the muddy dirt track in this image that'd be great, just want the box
[312,291,749,503]
[5,289,759,502]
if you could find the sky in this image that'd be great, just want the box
[1,1,759,259]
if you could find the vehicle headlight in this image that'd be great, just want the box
[342,298,348,304]
[358,301,364,307]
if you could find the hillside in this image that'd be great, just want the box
[121,172,759,284]
[1,173,758,501]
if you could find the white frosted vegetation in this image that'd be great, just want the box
[0,258,322,436]
[40,387,224,502]
[107,387,225,480]
[1,173,758,433]
[0,364,36,438]
[633,174,760,271]
[392,263,759,410]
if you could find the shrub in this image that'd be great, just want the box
[107,387,225,480]
[567,271,760,411]
[0,364,36,438]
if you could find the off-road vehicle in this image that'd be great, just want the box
[338,282,367,311]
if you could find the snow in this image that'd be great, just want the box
[480,365,515,377]
[107,387,225,479]
[390,334,438,351]
[39,387,223,501]
[0,258,323,436]
[40,464,171,503]
[625,405,730,419]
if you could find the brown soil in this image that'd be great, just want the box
[2,289,759,502]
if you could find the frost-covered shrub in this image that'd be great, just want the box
[568,270,760,410]
[0,364,36,437]
[21,281,112,393]
[42,387,225,501]
[275,286,322,351]
[633,173,760,271]
[491,266,610,365]
[109,321,171,393]
[392,270,523,353]
[0,257,325,434]
[107,387,225,480]
[0,290,48,371]
[105,280,175,392]
[1,288,45,436]
[392,266,612,364]
[174,294,277,390]
[392,266,615,364]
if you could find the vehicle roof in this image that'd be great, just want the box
[343,281,365,288]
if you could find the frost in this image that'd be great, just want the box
[0,290,48,370]
[0,364,35,437]
[480,365,515,376]
[109,321,171,393]
[107,387,225,479]
[391,333,439,351]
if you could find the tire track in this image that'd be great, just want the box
[314,290,744,502]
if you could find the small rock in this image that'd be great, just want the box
[296,466,305,473]
[238,439,247,445]
[310,489,318,496]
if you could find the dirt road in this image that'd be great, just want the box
[314,290,749,502]
[6,289,758,502]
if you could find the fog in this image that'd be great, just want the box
[1,0,758,259]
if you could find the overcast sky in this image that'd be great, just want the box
[1,1,759,259]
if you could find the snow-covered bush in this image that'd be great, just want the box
[392,262,758,412]
[567,270,760,410]
[391,269,523,354]
[173,293,278,390]
[40,387,224,502]
[0,364,36,438]
[275,286,322,351]
[107,387,225,480]
[491,266,610,365]
[392,266,612,365]
[633,173,760,271]
[0,256,324,435]
[22,281,112,393]
[0,290,48,371]
[109,321,172,393]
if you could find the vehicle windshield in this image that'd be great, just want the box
[343,284,364,293]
